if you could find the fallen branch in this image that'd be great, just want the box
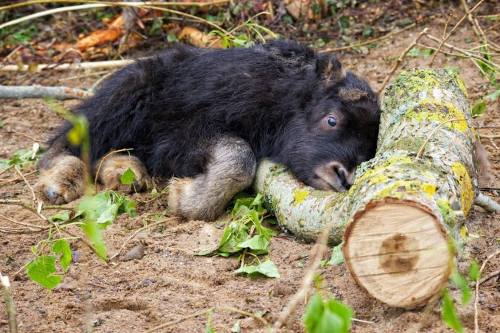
[377,28,428,95]
[0,274,18,333]
[0,85,91,100]
[0,59,134,72]
[474,250,500,333]
[474,192,500,213]
[255,69,479,308]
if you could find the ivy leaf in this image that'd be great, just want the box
[26,255,62,289]
[450,270,472,304]
[81,219,107,261]
[235,259,280,278]
[217,221,249,256]
[328,244,345,266]
[237,235,269,254]
[469,261,480,281]
[441,289,464,333]
[49,211,70,223]
[120,168,136,185]
[471,100,487,117]
[76,191,136,227]
[304,293,353,333]
[52,239,72,272]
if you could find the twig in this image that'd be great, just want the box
[0,0,231,11]
[321,23,416,53]
[0,2,230,36]
[0,59,135,72]
[145,309,211,333]
[477,269,500,286]
[109,220,164,261]
[475,250,500,333]
[377,28,428,95]
[474,192,500,213]
[429,0,486,66]
[144,305,269,333]
[14,166,36,203]
[272,222,332,330]
[461,0,490,51]
[424,34,499,69]
[0,273,18,333]
[0,213,48,231]
[0,85,92,100]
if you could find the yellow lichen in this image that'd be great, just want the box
[369,174,388,185]
[455,76,468,98]
[451,162,474,216]
[292,188,309,206]
[405,99,468,132]
[422,183,437,198]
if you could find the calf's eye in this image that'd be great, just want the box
[327,116,337,127]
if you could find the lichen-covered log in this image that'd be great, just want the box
[254,69,478,308]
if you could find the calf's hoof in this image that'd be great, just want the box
[97,155,150,193]
[35,155,85,204]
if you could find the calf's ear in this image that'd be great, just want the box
[316,53,344,86]
[338,87,368,102]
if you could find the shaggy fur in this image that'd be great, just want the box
[37,40,380,219]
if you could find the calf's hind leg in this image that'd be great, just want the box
[168,136,256,221]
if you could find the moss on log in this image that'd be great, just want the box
[254,69,478,308]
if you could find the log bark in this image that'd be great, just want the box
[254,69,478,308]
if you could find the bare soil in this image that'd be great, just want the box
[1,6,499,333]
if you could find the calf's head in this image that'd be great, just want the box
[280,56,380,192]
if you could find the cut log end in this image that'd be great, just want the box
[343,201,451,308]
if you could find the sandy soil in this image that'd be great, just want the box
[1,9,499,333]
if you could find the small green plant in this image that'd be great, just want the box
[303,293,353,333]
[440,261,480,333]
[0,144,42,171]
[202,193,279,278]
[26,190,136,289]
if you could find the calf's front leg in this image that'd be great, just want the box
[168,136,257,221]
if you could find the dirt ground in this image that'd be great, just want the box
[1,4,499,333]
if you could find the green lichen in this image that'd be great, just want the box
[437,199,457,227]
[405,99,468,132]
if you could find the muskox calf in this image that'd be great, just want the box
[36,40,381,220]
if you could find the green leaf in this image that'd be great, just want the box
[469,260,480,281]
[217,221,249,255]
[441,289,464,333]
[235,259,280,278]
[304,294,324,330]
[471,100,487,117]
[26,255,62,289]
[237,235,269,254]
[120,168,136,185]
[81,219,107,261]
[49,211,70,223]
[0,147,43,171]
[328,244,345,266]
[76,191,136,227]
[450,270,472,304]
[304,293,353,333]
[52,239,72,272]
